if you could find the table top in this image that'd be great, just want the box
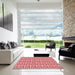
[34,49,49,54]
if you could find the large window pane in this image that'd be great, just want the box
[20,10,63,48]
[19,10,63,38]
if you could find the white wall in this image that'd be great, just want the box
[0,27,17,42]
[0,0,18,42]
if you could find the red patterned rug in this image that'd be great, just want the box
[13,57,63,69]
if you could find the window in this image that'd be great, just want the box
[19,10,63,40]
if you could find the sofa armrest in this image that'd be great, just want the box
[0,50,13,64]
[18,45,24,47]
[60,46,68,49]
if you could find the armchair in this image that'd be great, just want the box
[59,44,75,60]
[45,41,56,51]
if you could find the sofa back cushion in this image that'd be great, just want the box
[68,44,75,53]
[50,42,55,48]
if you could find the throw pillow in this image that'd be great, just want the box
[0,42,8,49]
[10,42,18,48]
[7,43,11,49]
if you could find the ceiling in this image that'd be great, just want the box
[15,0,61,3]
[2,0,62,10]
[16,0,62,9]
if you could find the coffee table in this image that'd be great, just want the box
[34,49,49,57]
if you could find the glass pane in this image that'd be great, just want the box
[20,10,63,48]
[20,9,63,37]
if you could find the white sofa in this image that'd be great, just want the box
[0,46,24,64]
